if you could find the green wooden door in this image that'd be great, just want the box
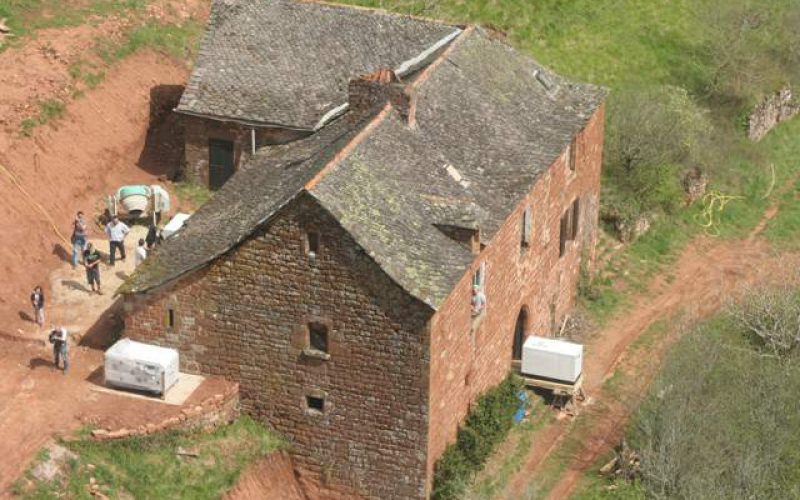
[208,139,235,190]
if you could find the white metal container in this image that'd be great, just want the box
[521,336,583,383]
[104,338,179,395]
[161,213,191,239]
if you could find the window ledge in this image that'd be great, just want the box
[302,348,331,361]
[305,408,324,417]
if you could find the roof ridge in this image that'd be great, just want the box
[304,103,393,191]
[408,26,474,84]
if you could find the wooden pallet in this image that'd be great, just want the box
[511,360,586,412]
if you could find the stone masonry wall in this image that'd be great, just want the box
[748,86,799,141]
[425,105,605,490]
[182,115,310,187]
[124,193,432,499]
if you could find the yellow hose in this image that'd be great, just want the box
[0,162,72,247]
[693,190,744,236]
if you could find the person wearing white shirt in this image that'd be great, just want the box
[135,238,148,268]
[105,215,130,266]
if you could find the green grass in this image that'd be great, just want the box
[20,98,65,136]
[94,19,203,64]
[15,417,282,500]
[0,0,147,49]
[173,181,213,208]
[68,61,106,90]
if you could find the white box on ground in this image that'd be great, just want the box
[104,338,180,395]
[161,212,191,239]
[521,336,583,383]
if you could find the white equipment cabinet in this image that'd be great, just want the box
[104,338,179,395]
[521,336,583,383]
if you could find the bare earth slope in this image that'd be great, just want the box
[0,32,188,340]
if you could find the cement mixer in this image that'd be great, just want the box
[106,185,170,223]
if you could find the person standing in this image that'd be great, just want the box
[105,215,130,266]
[71,211,87,269]
[49,326,69,373]
[83,242,102,295]
[30,286,45,326]
[145,222,159,251]
[135,238,147,268]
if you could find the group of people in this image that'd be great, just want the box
[70,211,157,294]
[32,210,162,373]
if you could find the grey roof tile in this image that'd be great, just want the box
[177,0,459,129]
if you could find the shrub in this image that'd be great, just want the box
[604,85,713,223]
[729,281,800,357]
[432,374,524,499]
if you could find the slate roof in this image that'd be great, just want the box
[125,27,606,308]
[176,0,460,129]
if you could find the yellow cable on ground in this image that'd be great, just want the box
[0,162,72,247]
[693,190,744,237]
[761,163,776,200]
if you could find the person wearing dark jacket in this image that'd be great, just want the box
[145,222,159,251]
[30,286,45,326]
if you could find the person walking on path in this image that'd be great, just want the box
[105,215,130,266]
[30,286,45,326]
[135,238,147,268]
[71,211,87,269]
[83,242,102,295]
[49,326,69,373]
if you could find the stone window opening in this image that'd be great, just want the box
[302,321,331,360]
[567,138,577,173]
[559,198,581,258]
[521,205,532,249]
[471,262,487,316]
[571,198,581,240]
[306,231,320,261]
[165,307,176,329]
[306,395,325,414]
[309,322,328,353]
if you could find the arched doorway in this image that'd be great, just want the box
[513,308,527,361]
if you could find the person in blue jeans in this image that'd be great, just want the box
[50,326,69,373]
[71,211,87,268]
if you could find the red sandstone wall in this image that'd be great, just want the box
[183,115,310,187]
[124,194,431,499]
[425,105,605,489]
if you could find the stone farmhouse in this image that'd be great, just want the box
[121,0,606,498]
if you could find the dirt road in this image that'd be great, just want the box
[501,210,799,498]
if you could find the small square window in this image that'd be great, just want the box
[306,231,320,258]
[309,322,328,353]
[306,395,325,413]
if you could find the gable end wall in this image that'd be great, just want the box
[124,193,432,499]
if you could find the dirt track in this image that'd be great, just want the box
[501,195,800,498]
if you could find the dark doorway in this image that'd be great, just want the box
[208,138,235,190]
[513,308,527,361]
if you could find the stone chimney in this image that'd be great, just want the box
[347,68,416,125]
